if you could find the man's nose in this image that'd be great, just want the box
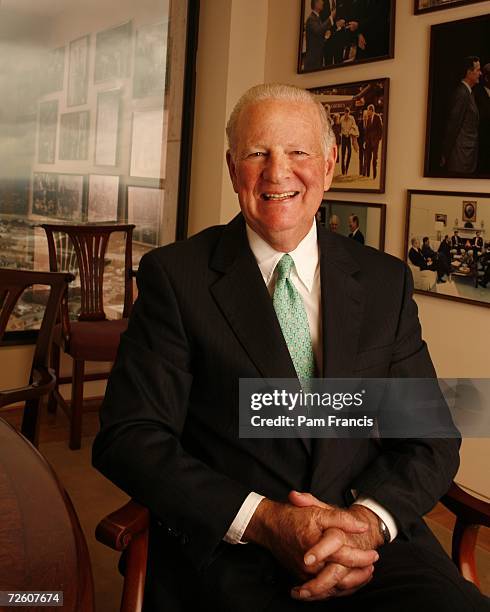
[262,152,291,183]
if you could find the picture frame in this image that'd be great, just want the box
[133,22,167,98]
[88,175,120,222]
[59,111,90,160]
[309,78,389,193]
[462,200,477,223]
[94,21,132,83]
[37,100,58,164]
[40,46,65,95]
[67,35,89,107]
[405,190,489,309]
[298,0,396,74]
[435,213,447,226]
[130,109,166,179]
[127,185,164,246]
[318,198,386,250]
[414,0,488,15]
[94,89,121,166]
[424,14,490,178]
[31,173,86,221]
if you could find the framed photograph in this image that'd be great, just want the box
[298,0,395,74]
[37,100,58,164]
[405,190,490,308]
[41,46,65,95]
[435,213,447,226]
[309,78,389,192]
[424,14,490,178]
[88,175,120,222]
[127,186,164,246]
[318,198,386,250]
[59,111,90,160]
[32,172,58,217]
[133,22,167,98]
[95,89,121,166]
[462,200,477,223]
[68,35,89,106]
[57,174,85,221]
[94,21,132,83]
[130,109,166,179]
[414,0,488,14]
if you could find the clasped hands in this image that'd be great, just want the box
[243,491,383,602]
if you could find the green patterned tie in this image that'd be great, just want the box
[273,254,316,379]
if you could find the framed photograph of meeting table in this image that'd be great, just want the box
[309,78,389,193]
[298,0,396,74]
[424,14,490,179]
[405,190,490,309]
[318,198,386,251]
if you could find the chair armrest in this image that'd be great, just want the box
[440,482,490,586]
[95,500,149,552]
[441,482,490,528]
[0,367,56,408]
[96,500,149,612]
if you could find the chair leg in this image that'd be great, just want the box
[48,343,61,414]
[70,359,85,450]
[21,397,42,447]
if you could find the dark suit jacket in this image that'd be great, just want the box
[408,247,428,270]
[304,12,329,71]
[348,228,365,244]
[442,82,479,174]
[451,235,461,249]
[365,113,383,148]
[93,215,459,609]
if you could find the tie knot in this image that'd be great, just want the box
[275,254,294,281]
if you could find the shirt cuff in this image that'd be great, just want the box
[352,495,398,542]
[223,492,265,544]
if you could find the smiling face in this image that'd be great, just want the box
[226,98,335,252]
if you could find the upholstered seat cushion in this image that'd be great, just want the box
[54,319,128,361]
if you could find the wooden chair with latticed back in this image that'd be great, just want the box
[41,223,135,450]
[95,482,490,612]
[0,268,74,445]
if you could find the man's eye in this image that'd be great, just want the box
[248,152,266,157]
[292,150,307,156]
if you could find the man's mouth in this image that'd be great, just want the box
[261,191,299,201]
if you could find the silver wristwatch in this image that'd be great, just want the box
[378,517,391,544]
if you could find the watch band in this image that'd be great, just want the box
[378,516,391,544]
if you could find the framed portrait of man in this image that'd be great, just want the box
[309,78,389,192]
[424,14,490,178]
[298,0,395,74]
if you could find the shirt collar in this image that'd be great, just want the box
[461,80,472,94]
[484,86,490,97]
[246,221,319,292]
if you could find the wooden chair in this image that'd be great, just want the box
[96,482,490,612]
[41,223,135,450]
[0,268,74,446]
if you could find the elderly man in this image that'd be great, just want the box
[348,214,364,244]
[329,214,340,232]
[93,84,487,611]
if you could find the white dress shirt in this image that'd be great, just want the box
[224,221,397,544]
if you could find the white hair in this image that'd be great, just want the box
[226,83,336,159]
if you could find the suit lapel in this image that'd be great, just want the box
[210,215,297,380]
[311,226,366,497]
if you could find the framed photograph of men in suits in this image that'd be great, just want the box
[298,0,395,74]
[318,198,386,250]
[424,14,490,178]
[309,78,389,192]
[405,190,490,309]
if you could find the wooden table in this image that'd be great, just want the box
[0,418,94,611]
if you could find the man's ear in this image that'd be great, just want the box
[226,150,239,194]
[323,145,337,191]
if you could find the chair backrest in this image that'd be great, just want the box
[41,223,135,322]
[0,268,74,370]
